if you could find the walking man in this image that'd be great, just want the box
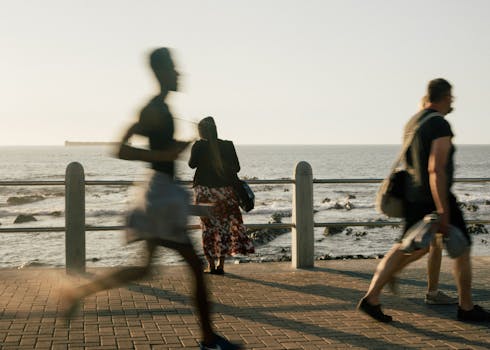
[359,78,490,323]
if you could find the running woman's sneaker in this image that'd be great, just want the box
[199,333,242,350]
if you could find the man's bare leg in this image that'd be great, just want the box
[364,244,428,304]
[453,248,473,310]
[427,236,442,293]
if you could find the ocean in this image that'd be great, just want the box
[0,145,489,268]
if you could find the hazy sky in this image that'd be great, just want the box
[1,0,489,145]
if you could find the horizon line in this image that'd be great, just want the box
[1,143,490,147]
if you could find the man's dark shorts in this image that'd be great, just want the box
[400,193,471,245]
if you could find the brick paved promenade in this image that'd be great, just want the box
[1,257,489,349]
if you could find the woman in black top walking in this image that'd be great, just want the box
[189,117,254,274]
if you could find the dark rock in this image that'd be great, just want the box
[7,195,45,205]
[467,224,489,235]
[14,214,37,224]
[316,254,383,260]
[50,211,62,217]
[270,211,291,223]
[345,228,354,235]
[347,194,356,199]
[485,200,490,205]
[88,257,100,262]
[246,211,290,246]
[354,231,368,237]
[323,226,346,236]
[458,202,479,212]
[344,201,354,210]
[255,185,274,192]
[322,197,331,203]
[333,202,343,209]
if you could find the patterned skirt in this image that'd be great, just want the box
[194,185,254,259]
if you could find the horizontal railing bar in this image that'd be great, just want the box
[2,178,488,187]
[313,179,382,184]
[0,222,294,234]
[0,227,67,233]
[313,178,490,184]
[0,181,66,186]
[84,179,295,185]
[0,179,295,186]
[85,180,142,186]
[315,221,401,227]
[453,178,490,183]
[3,219,489,234]
[84,223,294,231]
[315,219,490,227]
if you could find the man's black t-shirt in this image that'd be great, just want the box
[403,108,454,203]
[138,96,175,178]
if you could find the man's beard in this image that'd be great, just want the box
[447,107,454,114]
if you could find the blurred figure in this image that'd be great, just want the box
[358,78,490,323]
[61,48,241,350]
[189,117,254,274]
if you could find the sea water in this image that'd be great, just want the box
[0,145,489,268]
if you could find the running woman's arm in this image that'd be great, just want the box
[118,141,189,162]
[117,122,189,162]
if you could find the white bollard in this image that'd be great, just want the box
[65,162,86,274]
[292,161,314,268]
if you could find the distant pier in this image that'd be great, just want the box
[64,141,121,146]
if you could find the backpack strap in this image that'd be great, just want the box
[388,111,442,174]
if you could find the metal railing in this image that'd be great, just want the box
[1,162,489,273]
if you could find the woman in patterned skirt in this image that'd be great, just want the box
[189,117,254,274]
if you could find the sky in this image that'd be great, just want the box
[1,0,489,145]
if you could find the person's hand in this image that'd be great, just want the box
[117,143,132,160]
[173,140,191,153]
[438,211,450,236]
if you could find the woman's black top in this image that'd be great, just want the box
[188,139,240,187]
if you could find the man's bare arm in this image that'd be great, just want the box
[428,136,452,234]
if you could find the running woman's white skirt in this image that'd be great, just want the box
[126,171,191,245]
